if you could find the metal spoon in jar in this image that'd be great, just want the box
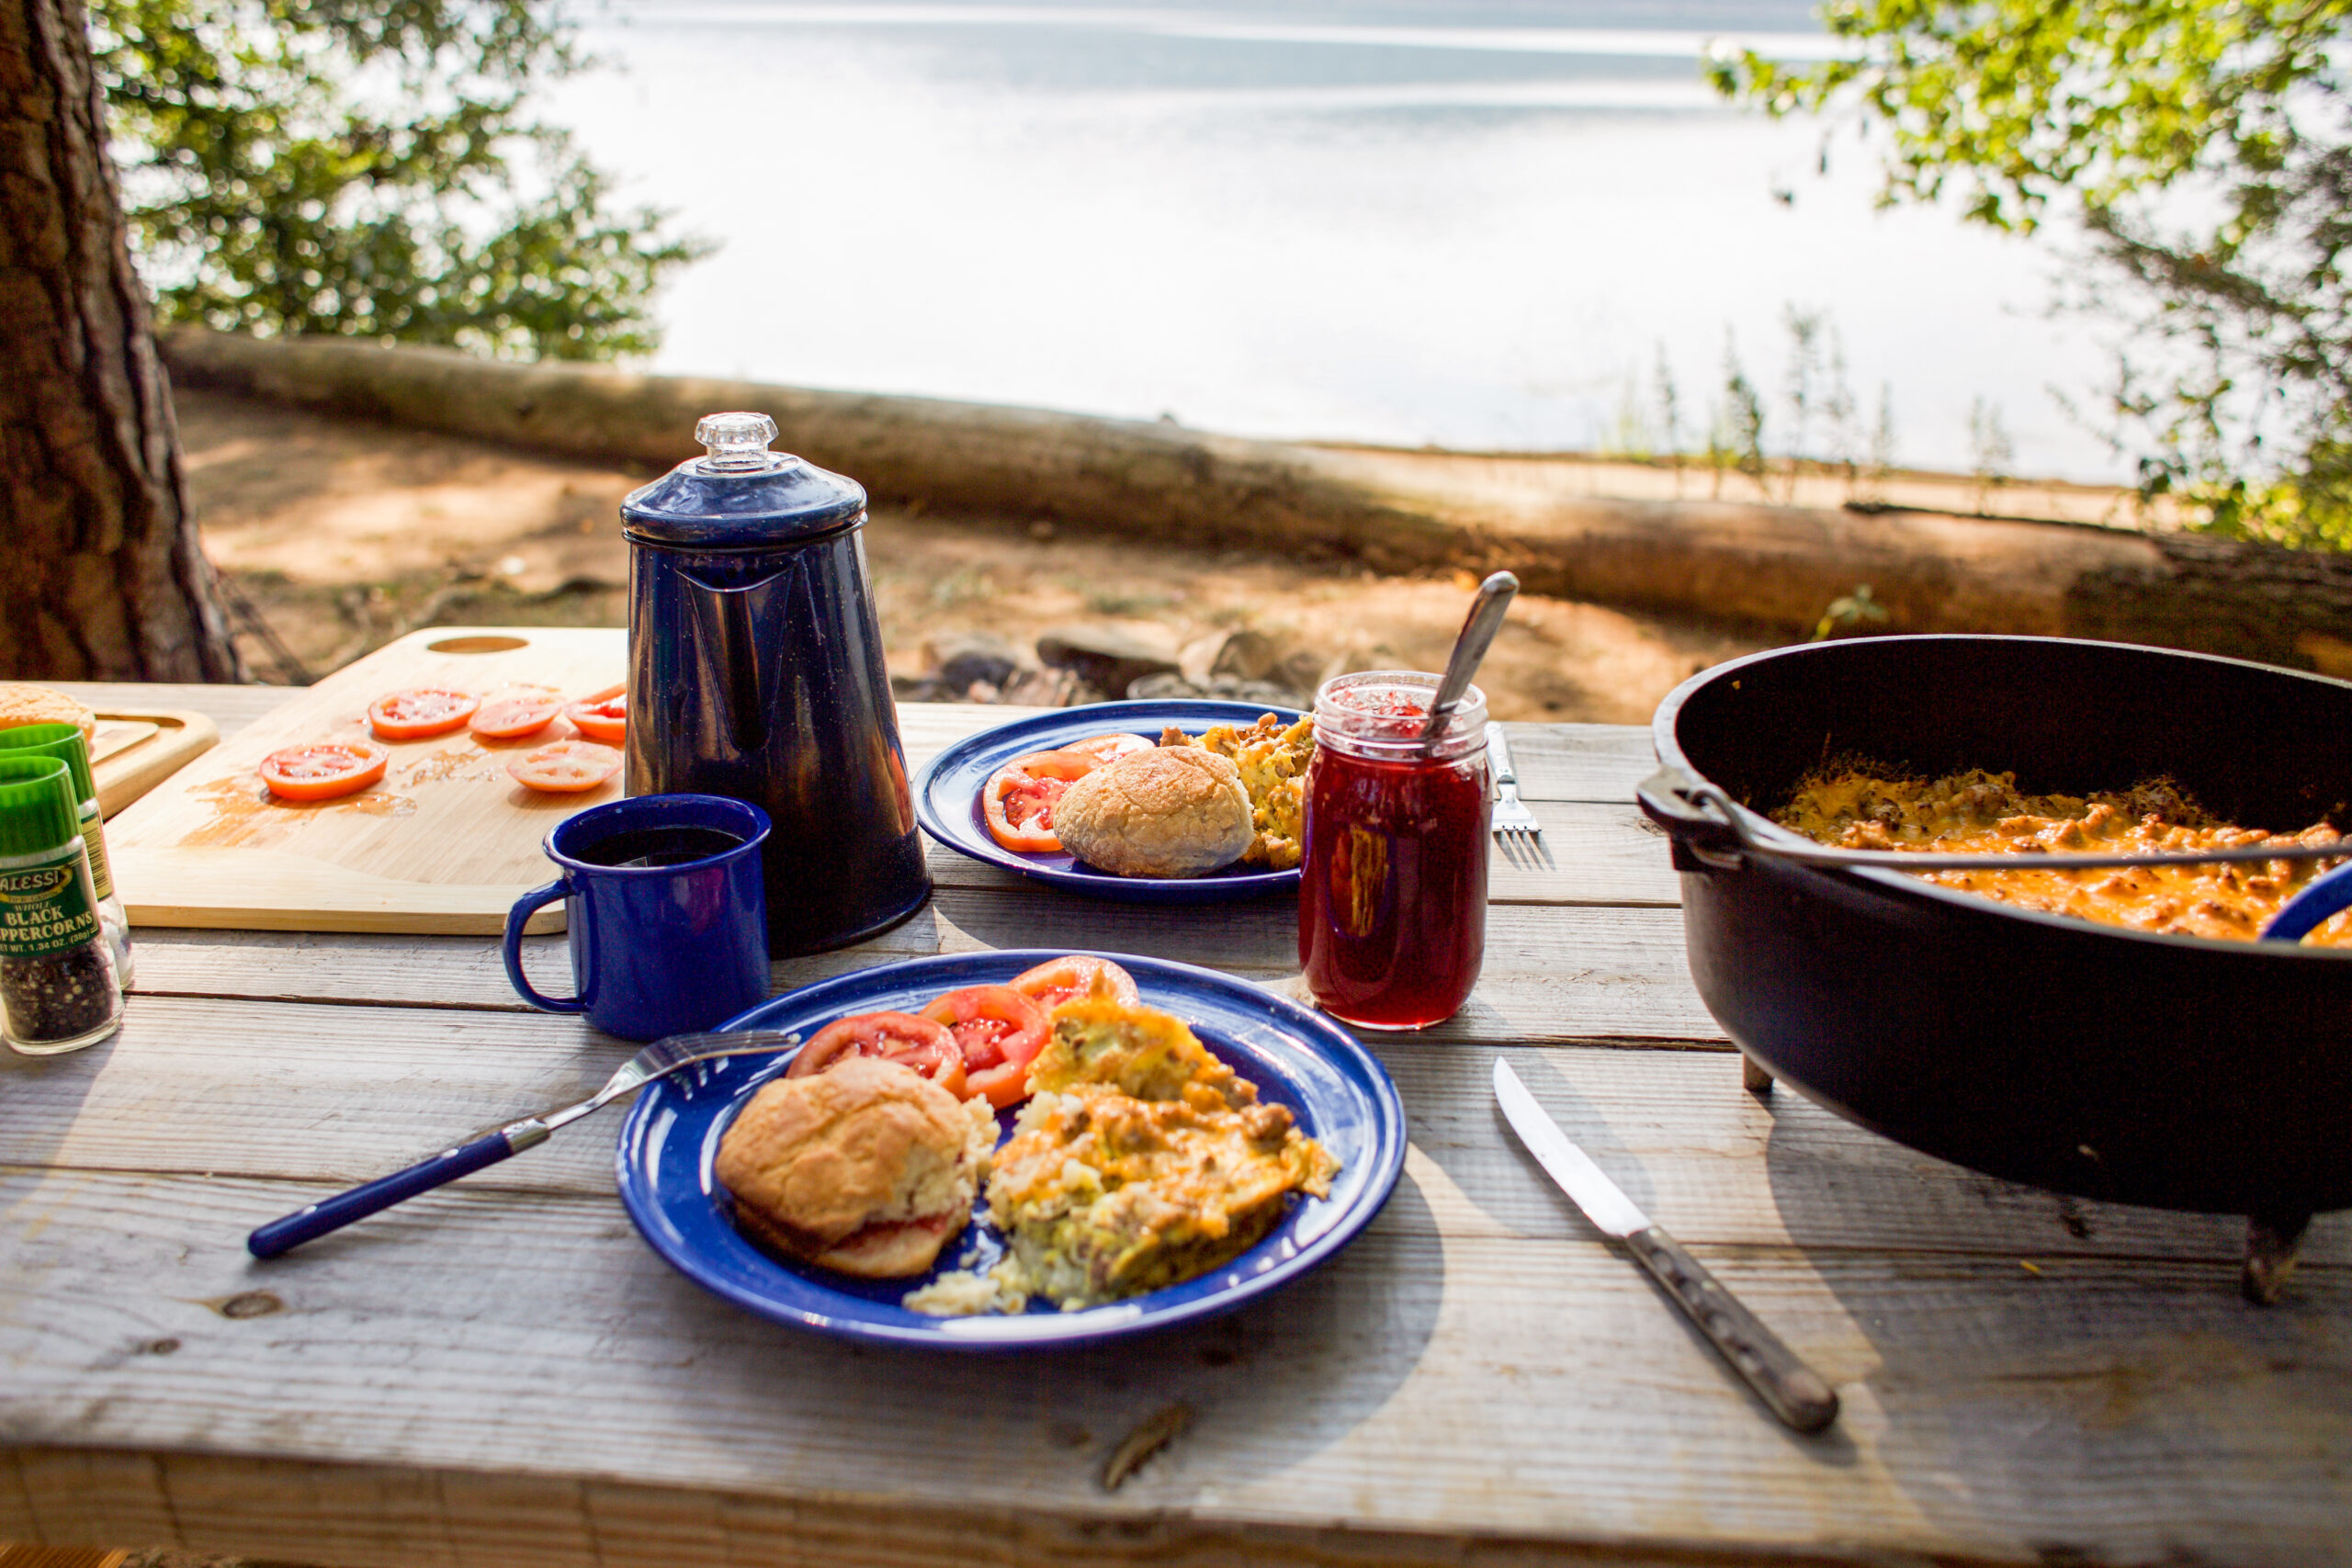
[1422,570,1519,752]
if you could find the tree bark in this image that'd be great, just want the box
[2064,531,2352,671]
[0,0,242,681]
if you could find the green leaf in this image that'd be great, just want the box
[92,0,711,361]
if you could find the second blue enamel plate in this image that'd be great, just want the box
[910,699,1306,904]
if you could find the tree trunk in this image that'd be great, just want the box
[0,0,242,681]
[2064,531,2352,672]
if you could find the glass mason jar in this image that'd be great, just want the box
[1297,671,1489,1030]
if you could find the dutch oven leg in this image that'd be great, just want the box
[2243,1212,2312,1305]
[1740,1055,1774,1095]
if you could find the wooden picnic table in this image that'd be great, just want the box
[3,684,2347,1568]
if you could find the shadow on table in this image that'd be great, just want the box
[0,1010,124,1172]
[1408,1042,1862,1465]
[1757,1080,2352,1561]
[919,886,1301,976]
[608,1170,1445,1502]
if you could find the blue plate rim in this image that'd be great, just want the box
[909,700,1307,901]
[613,949,1408,1350]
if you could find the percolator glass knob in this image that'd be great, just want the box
[695,412,781,472]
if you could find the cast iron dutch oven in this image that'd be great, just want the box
[1636,635,2352,1238]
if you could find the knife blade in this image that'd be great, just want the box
[1493,1057,1840,1434]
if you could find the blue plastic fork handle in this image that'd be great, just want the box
[2260,859,2352,944]
[247,1130,520,1258]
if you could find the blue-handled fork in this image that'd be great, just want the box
[247,1026,802,1258]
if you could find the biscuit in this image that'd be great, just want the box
[0,684,95,748]
[715,1057,993,1279]
[1053,746,1255,877]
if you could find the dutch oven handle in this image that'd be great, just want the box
[1636,766,1747,874]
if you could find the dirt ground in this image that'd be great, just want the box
[179,389,1775,722]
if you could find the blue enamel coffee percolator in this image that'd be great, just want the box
[620,412,930,955]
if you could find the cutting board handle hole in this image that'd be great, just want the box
[428,635,530,654]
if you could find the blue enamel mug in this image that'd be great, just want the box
[502,794,771,1041]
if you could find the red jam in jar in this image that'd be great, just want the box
[1298,671,1489,1030]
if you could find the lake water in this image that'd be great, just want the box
[555,1,2120,481]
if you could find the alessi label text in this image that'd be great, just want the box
[0,853,97,957]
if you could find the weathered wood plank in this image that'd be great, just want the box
[1,1168,2345,1568]
[912,802,1679,906]
[3,995,2337,1271]
[1494,721,1659,804]
[28,701,2352,1568]
[62,685,1655,808]
[123,897,1721,1040]
[49,681,290,744]
[0,1449,1876,1568]
[899,707,1657,808]
[96,697,1677,917]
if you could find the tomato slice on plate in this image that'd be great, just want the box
[920,984,1050,1108]
[1008,954,1140,1011]
[786,1010,969,1099]
[1061,732,1152,766]
[565,694,626,743]
[259,740,389,801]
[980,750,1102,854]
[367,687,479,741]
[507,739,622,794]
[470,693,564,739]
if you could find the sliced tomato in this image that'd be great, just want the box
[564,694,627,743]
[506,739,622,794]
[1062,732,1152,766]
[259,740,389,802]
[367,687,479,741]
[1009,955,1141,1011]
[786,1010,968,1098]
[980,750,1101,854]
[921,984,1050,1108]
[470,693,564,739]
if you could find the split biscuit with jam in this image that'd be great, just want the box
[715,1056,995,1278]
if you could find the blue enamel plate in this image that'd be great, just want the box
[910,699,1306,903]
[615,950,1406,1350]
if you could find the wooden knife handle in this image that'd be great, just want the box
[1625,1225,1839,1433]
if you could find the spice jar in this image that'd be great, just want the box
[1297,671,1490,1030]
[0,723,131,985]
[0,755,122,1055]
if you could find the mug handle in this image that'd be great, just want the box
[503,880,586,1013]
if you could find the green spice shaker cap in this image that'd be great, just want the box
[0,756,77,856]
[0,722,94,801]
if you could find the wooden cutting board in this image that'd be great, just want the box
[91,706,220,817]
[107,626,626,934]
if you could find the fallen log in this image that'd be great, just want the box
[160,328,2352,675]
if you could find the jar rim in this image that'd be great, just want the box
[1315,670,1487,759]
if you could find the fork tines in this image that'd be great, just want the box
[1486,723,1552,870]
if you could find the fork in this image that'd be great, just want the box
[247,1026,804,1258]
[1487,722,1549,868]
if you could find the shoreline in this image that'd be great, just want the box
[162,328,2352,678]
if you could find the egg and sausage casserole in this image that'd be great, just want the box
[904,996,1338,1314]
[1777,766,2352,944]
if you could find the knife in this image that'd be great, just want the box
[1493,1057,1839,1433]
